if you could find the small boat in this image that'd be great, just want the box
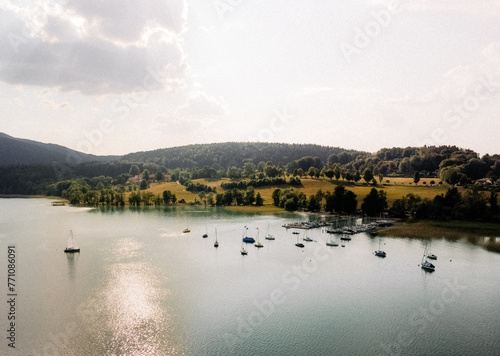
[203,225,208,238]
[254,228,264,248]
[421,260,435,272]
[303,232,313,242]
[295,232,305,248]
[341,244,345,247]
[326,234,338,247]
[340,234,351,241]
[421,243,436,272]
[214,228,219,248]
[292,231,300,235]
[183,228,191,233]
[427,240,437,260]
[374,239,386,257]
[64,230,80,253]
[242,226,255,243]
[241,247,248,255]
[265,224,275,240]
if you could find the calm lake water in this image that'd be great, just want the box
[1,198,499,356]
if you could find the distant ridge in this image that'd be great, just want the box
[0,132,120,166]
[122,142,365,169]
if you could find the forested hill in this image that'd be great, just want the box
[122,142,364,169]
[0,132,120,165]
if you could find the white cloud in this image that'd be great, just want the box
[0,0,189,95]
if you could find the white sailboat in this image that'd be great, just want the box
[427,240,437,260]
[265,223,275,240]
[326,233,338,247]
[214,227,219,248]
[183,217,190,233]
[64,230,80,253]
[254,228,264,248]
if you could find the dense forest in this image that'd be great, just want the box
[121,142,363,169]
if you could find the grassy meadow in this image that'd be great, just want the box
[137,176,450,208]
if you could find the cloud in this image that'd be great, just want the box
[41,99,72,109]
[175,91,227,123]
[0,0,189,95]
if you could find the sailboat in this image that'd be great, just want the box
[214,227,219,248]
[265,223,275,240]
[254,228,264,248]
[295,232,305,248]
[303,232,313,242]
[64,230,80,253]
[183,217,190,233]
[374,239,386,257]
[326,234,339,247]
[203,225,208,238]
[421,243,436,272]
[427,240,437,260]
[340,234,352,241]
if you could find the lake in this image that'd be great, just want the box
[1,198,499,355]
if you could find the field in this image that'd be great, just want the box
[139,176,451,208]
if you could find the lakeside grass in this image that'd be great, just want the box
[378,220,500,239]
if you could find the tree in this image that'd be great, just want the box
[307,195,321,212]
[344,190,357,215]
[129,165,140,176]
[198,191,206,206]
[243,162,256,178]
[155,171,164,182]
[413,171,421,186]
[361,188,388,216]
[489,192,498,214]
[142,169,151,181]
[255,193,264,206]
[363,168,373,183]
[325,169,334,180]
[140,179,148,190]
[227,166,241,179]
[272,189,281,206]
[243,187,256,205]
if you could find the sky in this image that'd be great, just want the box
[0,0,499,156]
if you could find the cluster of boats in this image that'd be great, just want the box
[282,221,328,229]
[64,217,437,272]
[420,241,437,271]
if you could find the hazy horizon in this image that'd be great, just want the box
[1,1,499,156]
